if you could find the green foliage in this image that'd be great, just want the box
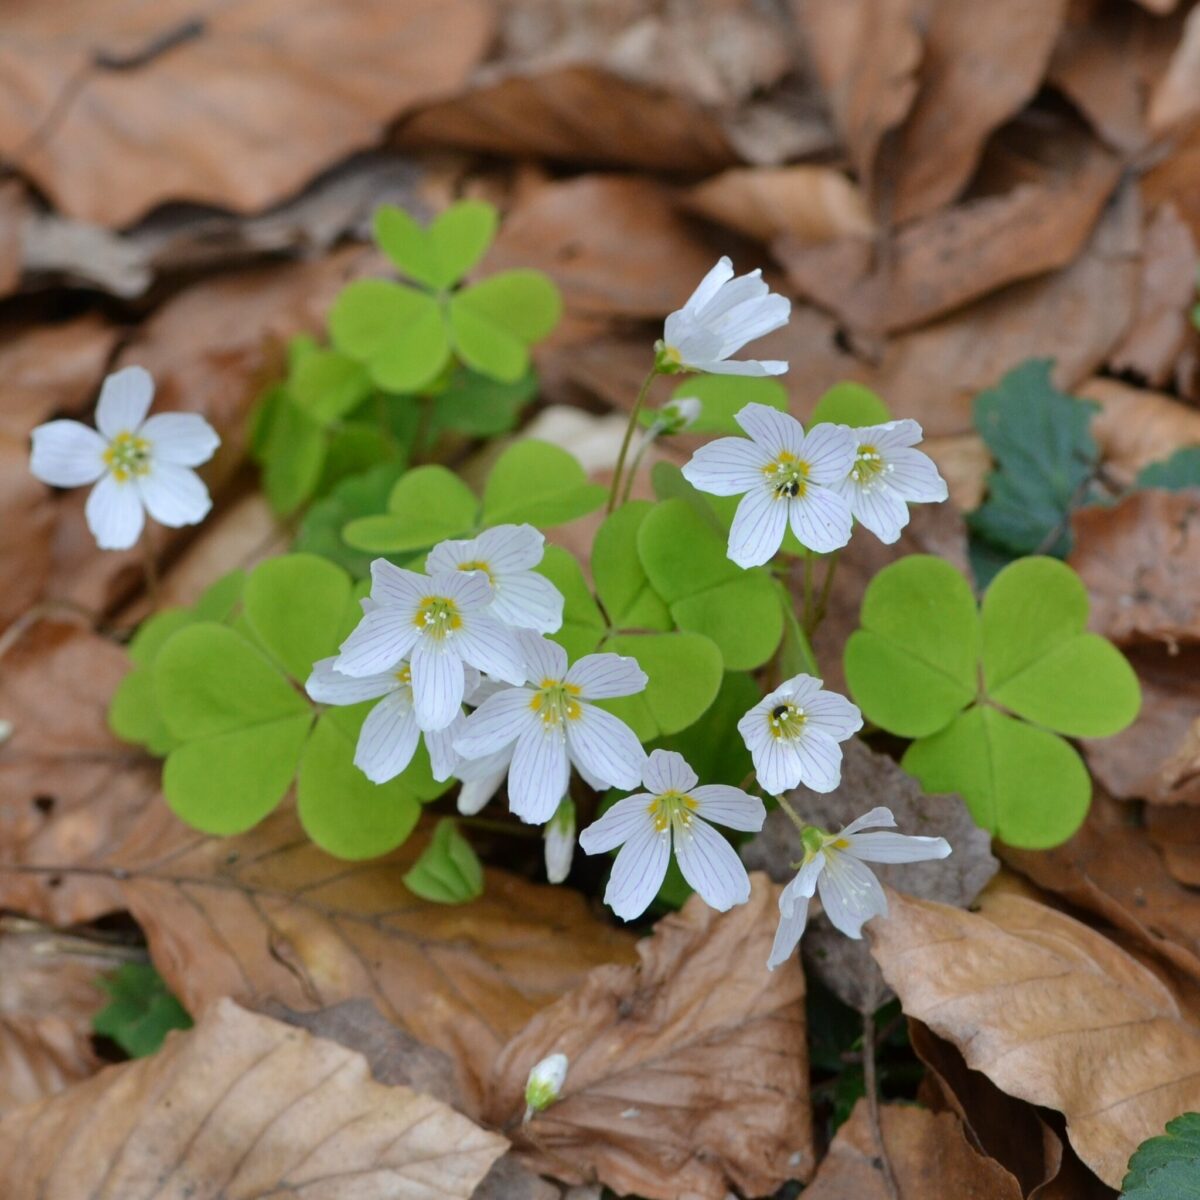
[1137,446,1200,491]
[1121,1113,1200,1199]
[403,819,484,903]
[650,375,788,435]
[808,381,892,428]
[845,555,1139,848]
[92,964,192,1058]
[428,369,538,439]
[294,461,406,577]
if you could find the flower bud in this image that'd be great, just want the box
[657,396,702,434]
[544,798,575,885]
[524,1052,568,1119]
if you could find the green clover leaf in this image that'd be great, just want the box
[807,381,892,428]
[649,375,788,436]
[92,964,192,1059]
[374,200,498,291]
[402,819,484,904]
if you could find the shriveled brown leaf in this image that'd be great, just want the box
[922,432,990,511]
[889,0,1070,222]
[0,0,493,225]
[1070,490,1200,647]
[802,1097,1022,1200]
[742,738,997,1011]
[1149,2,1200,136]
[1144,121,1200,247]
[1084,376,1200,487]
[1147,806,1200,887]
[485,876,812,1200]
[0,997,507,1199]
[869,889,1200,1188]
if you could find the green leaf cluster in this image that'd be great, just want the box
[845,555,1140,848]
[1121,1112,1200,1199]
[92,964,192,1058]
[402,818,484,904]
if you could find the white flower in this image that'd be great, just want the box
[659,257,790,377]
[544,798,576,884]
[524,1052,568,1118]
[29,365,219,550]
[453,637,647,825]
[738,674,862,796]
[767,806,951,969]
[334,559,525,732]
[835,420,948,544]
[426,524,563,635]
[579,748,765,921]
[655,396,702,434]
[682,404,856,566]
[305,657,474,784]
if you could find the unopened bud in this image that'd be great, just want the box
[658,396,702,434]
[544,798,576,884]
[524,1052,568,1120]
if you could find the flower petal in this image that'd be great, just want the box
[566,704,645,789]
[776,674,825,706]
[456,753,511,816]
[804,690,863,742]
[306,657,398,705]
[453,613,526,685]
[410,639,466,731]
[370,561,427,609]
[84,475,145,550]
[838,806,897,837]
[800,423,857,485]
[544,811,575,884]
[868,419,924,451]
[138,412,220,466]
[508,728,571,824]
[844,480,911,544]
[95,366,154,439]
[431,568,493,611]
[748,734,803,797]
[137,463,211,528]
[728,486,789,568]
[520,632,569,682]
[490,570,563,634]
[789,728,846,793]
[886,446,949,503]
[454,687,535,758]
[817,851,888,938]
[787,485,852,554]
[734,402,805,456]
[564,653,647,700]
[674,818,751,911]
[690,784,765,831]
[424,717,465,782]
[579,793,655,854]
[691,357,787,377]
[681,436,772,496]
[335,609,420,677]
[604,827,670,921]
[683,256,735,311]
[642,748,698,795]
[846,831,951,863]
[767,855,825,969]
[477,523,545,572]
[29,420,107,487]
[354,693,421,784]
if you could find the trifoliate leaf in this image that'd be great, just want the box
[538,545,605,661]
[591,502,672,632]
[403,819,484,904]
[654,375,788,436]
[259,391,326,515]
[374,200,498,290]
[295,461,406,577]
[108,666,175,756]
[317,422,393,495]
[447,295,528,382]
[92,964,192,1059]
[1121,1112,1200,1199]
[653,670,760,786]
[808,381,892,428]
[1136,447,1200,491]
[290,348,372,426]
[482,439,606,527]
[429,368,537,438]
[453,270,561,344]
[343,464,477,553]
[374,205,441,289]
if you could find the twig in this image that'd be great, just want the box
[862,1006,900,1200]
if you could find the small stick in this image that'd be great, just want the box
[862,1006,901,1200]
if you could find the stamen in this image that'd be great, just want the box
[529,680,583,729]
[767,702,807,741]
[103,431,151,483]
[762,453,810,501]
[647,789,699,835]
[413,596,462,640]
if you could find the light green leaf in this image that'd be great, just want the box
[373,205,441,289]
[1121,1112,1200,1199]
[317,423,393,496]
[291,349,372,425]
[537,545,605,661]
[92,964,192,1059]
[295,461,406,578]
[447,296,528,382]
[430,369,537,438]
[261,394,326,515]
[482,439,606,527]
[127,608,196,667]
[592,502,671,632]
[652,670,760,786]
[428,200,498,287]
[655,375,788,435]
[902,706,1091,849]
[344,464,477,552]
[403,819,484,903]
[454,269,561,343]
[808,382,892,428]
[774,578,819,678]
[108,667,175,756]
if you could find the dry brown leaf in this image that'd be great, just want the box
[0,0,493,226]
[0,998,507,1199]
[1070,490,1200,647]
[1149,2,1200,136]
[0,179,26,297]
[922,432,990,511]
[1083,376,1200,486]
[685,165,873,244]
[1147,806,1200,887]
[890,0,1070,222]
[869,888,1200,1188]
[485,876,813,1200]
[1145,119,1200,247]
[802,1097,1022,1200]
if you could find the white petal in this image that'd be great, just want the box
[579,793,655,854]
[844,480,911,544]
[642,749,698,795]
[789,729,846,793]
[565,653,648,700]
[454,687,535,758]
[95,366,154,438]
[776,674,825,706]
[886,446,949,503]
[456,755,510,816]
[803,690,863,742]
[605,827,670,921]
[432,568,493,611]
[817,851,888,938]
[477,523,545,572]
[728,486,789,568]
[454,613,526,685]
[846,831,951,863]
[29,420,107,487]
[691,357,788,377]
[694,270,767,324]
[674,818,751,911]
[544,817,575,884]
[767,855,824,969]
[136,463,211,528]
[838,807,897,838]
[681,437,772,496]
[370,560,428,609]
[509,728,571,824]
[799,422,858,485]
[520,632,569,682]
[138,412,220,466]
[690,784,765,831]
[714,294,790,358]
[306,657,399,705]
[410,639,466,731]
[490,570,564,634]
[84,474,145,550]
[868,419,924,451]
[681,256,735,315]
[336,609,421,677]
[734,402,805,456]
[566,704,645,789]
[787,485,852,554]
[424,718,464,782]
[354,693,421,783]
[748,735,803,796]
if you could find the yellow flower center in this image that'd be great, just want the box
[414,596,462,640]
[456,559,494,585]
[763,451,810,500]
[646,788,698,834]
[103,431,151,483]
[849,444,887,486]
[766,701,807,740]
[529,678,583,728]
[394,665,412,687]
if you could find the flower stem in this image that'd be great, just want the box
[619,425,659,506]
[607,368,659,514]
[801,551,815,634]
[862,1006,900,1200]
[773,793,809,835]
[805,550,840,638]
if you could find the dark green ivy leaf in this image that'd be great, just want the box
[1121,1112,1200,1199]
[1136,447,1200,492]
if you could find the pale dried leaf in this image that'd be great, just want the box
[485,876,813,1200]
[1083,377,1200,487]
[0,998,507,1199]
[1147,806,1200,888]
[922,432,990,511]
[1149,2,1200,135]
[869,889,1200,1188]
[1144,121,1200,246]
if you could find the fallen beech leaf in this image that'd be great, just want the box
[1147,807,1200,888]
[0,998,507,1199]
[685,165,873,244]
[485,876,813,1199]
[0,0,493,225]
[889,0,1070,222]
[1144,119,1200,249]
[922,432,990,511]
[0,179,25,297]
[868,889,1200,1188]
[1083,377,1200,488]
[802,1097,1022,1200]
[1149,3,1200,135]
[1069,490,1200,647]
[742,738,997,1010]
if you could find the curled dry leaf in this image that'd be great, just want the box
[1147,806,1200,888]
[868,889,1200,1188]
[0,0,493,226]
[485,875,813,1200]
[1083,376,1200,487]
[921,432,991,511]
[742,738,997,1011]
[1070,490,1200,647]
[802,1097,1022,1200]
[0,998,507,1200]
[1148,2,1200,136]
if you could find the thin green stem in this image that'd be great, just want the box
[607,368,659,514]
[619,426,659,506]
[773,793,809,836]
[862,1006,900,1200]
[809,551,840,637]
[801,551,815,635]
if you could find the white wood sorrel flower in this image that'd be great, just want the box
[334,559,525,732]
[453,637,647,825]
[29,365,219,550]
[426,524,564,635]
[682,403,856,566]
[658,256,790,376]
[767,806,951,969]
[739,674,862,795]
[579,748,765,921]
[835,419,948,544]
